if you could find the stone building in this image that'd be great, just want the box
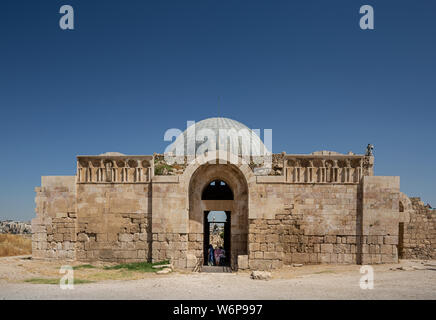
[32,117,436,270]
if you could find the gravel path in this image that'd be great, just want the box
[1,266,435,300]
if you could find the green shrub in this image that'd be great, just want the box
[73,264,96,270]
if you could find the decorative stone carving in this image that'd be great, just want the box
[350,158,361,168]
[78,159,88,168]
[313,159,323,167]
[142,160,150,167]
[104,160,113,182]
[300,159,311,167]
[362,156,374,176]
[284,153,366,184]
[337,159,348,168]
[77,156,152,183]
[91,159,101,167]
[288,159,297,167]
[128,159,138,168]
[325,160,334,168]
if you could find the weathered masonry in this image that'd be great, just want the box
[32,118,436,270]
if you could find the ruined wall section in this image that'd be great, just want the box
[32,176,76,260]
[151,176,188,269]
[246,154,399,270]
[403,197,436,259]
[75,156,152,263]
[247,154,371,270]
[360,176,400,264]
[248,184,360,270]
[75,184,151,262]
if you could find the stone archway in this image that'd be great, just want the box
[188,164,249,269]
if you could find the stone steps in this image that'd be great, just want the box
[200,265,232,273]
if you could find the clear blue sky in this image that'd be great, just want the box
[0,0,435,221]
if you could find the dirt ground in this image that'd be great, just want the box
[0,255,435,300]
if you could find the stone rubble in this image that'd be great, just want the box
[156,268,172,274]
[152,264,172,269]
[250,271,272,280]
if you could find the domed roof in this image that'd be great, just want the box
[167,117,268,157]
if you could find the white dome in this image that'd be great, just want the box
[167,117,269,157]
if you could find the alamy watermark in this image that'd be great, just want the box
[58,5,375,31]
[163,121,272,175]
[359,265,374,289]
[59,5,74,30]
[359,5,374,30]
[59,265,74,289]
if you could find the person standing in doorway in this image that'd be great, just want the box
[208,244,215,266]
[214,246,222,266]
[218,247,226,266]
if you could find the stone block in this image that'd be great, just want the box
[321,243,334,253]
[238,255,249,270]
[56,212,68,218]
[254,251,264,259]
[264,252,277,259]
[53,233,63,242]
[119,233,133,242]
[320,253,331,263]
[249,242,260,252]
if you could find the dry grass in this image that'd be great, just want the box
[0,234,32,257]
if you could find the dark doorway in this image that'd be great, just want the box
[201,180,234,268]
[203,211,231,266]
[398,222,404,259]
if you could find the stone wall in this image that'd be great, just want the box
[247,177,401,270]
[248,184,360,270]
[75,184,152,262]
[32,176,76,259]
[32,175,153,263]
[152,232,188,267]
[360,176,400,264]
[402,198,436,259]
[151,176,189,268]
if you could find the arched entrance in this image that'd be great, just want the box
[188,164,248,269]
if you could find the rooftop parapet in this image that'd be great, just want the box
[76,155,153,184]
[284,153,373,184]
[76,152,374,185]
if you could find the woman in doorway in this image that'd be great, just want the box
[208,244,215,266]
[218,247,226,266]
